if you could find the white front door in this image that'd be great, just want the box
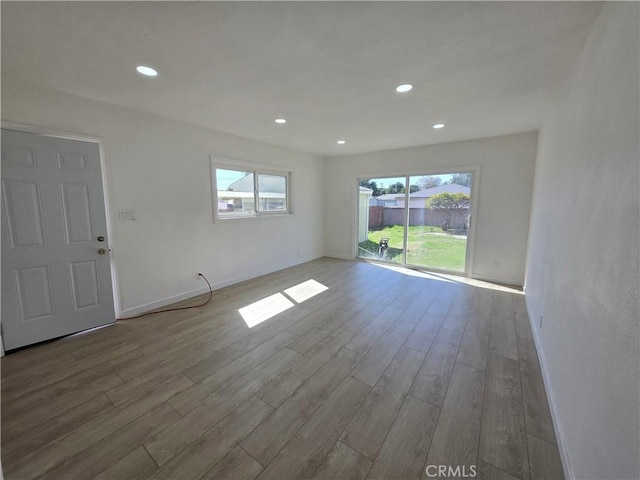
[1,129,115,350]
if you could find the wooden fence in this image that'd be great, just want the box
[368,206,469,230]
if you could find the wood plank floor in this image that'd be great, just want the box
[1,258,565,480]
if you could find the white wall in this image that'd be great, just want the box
[324,132,537,285]
[1,84,325,316]
[525,3,639,479]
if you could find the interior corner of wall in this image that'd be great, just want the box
[325,252,352,261]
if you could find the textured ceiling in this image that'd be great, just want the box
[1,2,602,157]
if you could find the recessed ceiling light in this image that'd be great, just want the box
[136,65,158,77]
[275,118,287,124]
[337,140,346,145]
[433,123,445,129]
[395,84,413,93]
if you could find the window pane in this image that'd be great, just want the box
[357,177,406,265]
[257,174,287,212]
[407,173,471,272]
[216,168,255,216]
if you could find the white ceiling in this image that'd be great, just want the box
[2,2,601,157]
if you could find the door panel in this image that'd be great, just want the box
[357,177,406,265]
[1,129,115,350]
[57,151,88,171]
[70,260,102,309]
[2,180,47,248]
[2,146,36,168]
[15,265,54,321]
[61,183,94,244]
[406,173,472,273]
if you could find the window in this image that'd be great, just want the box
[257,174,287,212]
[213,161,290,220]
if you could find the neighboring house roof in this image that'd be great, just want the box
[371,185,470,201]
[218,191,285,199]
[227,174,286,193]
[226,174,252,192]
[373,193,403,201]
[411,184,470,198]
[369,185,471,207]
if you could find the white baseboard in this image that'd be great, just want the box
[119,284,212,318]
[119,254,323,318]
[471,271,523,287]
[325,252,352,260]
[525,298,573,480]
[210,254,323,290]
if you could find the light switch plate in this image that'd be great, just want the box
[118,209,136,221]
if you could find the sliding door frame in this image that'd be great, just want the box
[353,166,481,278]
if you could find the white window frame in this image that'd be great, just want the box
[211,155,292,222]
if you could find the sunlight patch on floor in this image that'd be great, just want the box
[284,279,329,304]
[239,279,330,328]
[238,292,295,328]
[370,262,456,282]
[368,261,522,293]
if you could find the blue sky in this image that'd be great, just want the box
[216,168,249,190]
[367,174,454,188]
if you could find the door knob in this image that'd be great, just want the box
[98,248,108,255]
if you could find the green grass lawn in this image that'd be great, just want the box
[359,225,467,272]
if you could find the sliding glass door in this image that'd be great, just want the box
[357,177,406,265]
[357,172,473,274]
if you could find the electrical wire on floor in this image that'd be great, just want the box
[117,273,213,320]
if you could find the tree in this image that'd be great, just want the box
[418,175,442,189]
[426,192,470,231]
[446,173,472,187]
[426,192,471,210]
[409,184,420,193]
[387,182,405,194]
[359,179,383,197]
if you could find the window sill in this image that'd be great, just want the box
[214,212,294,223]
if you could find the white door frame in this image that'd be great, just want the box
[1,122,122,324]
[352,166,481,278]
